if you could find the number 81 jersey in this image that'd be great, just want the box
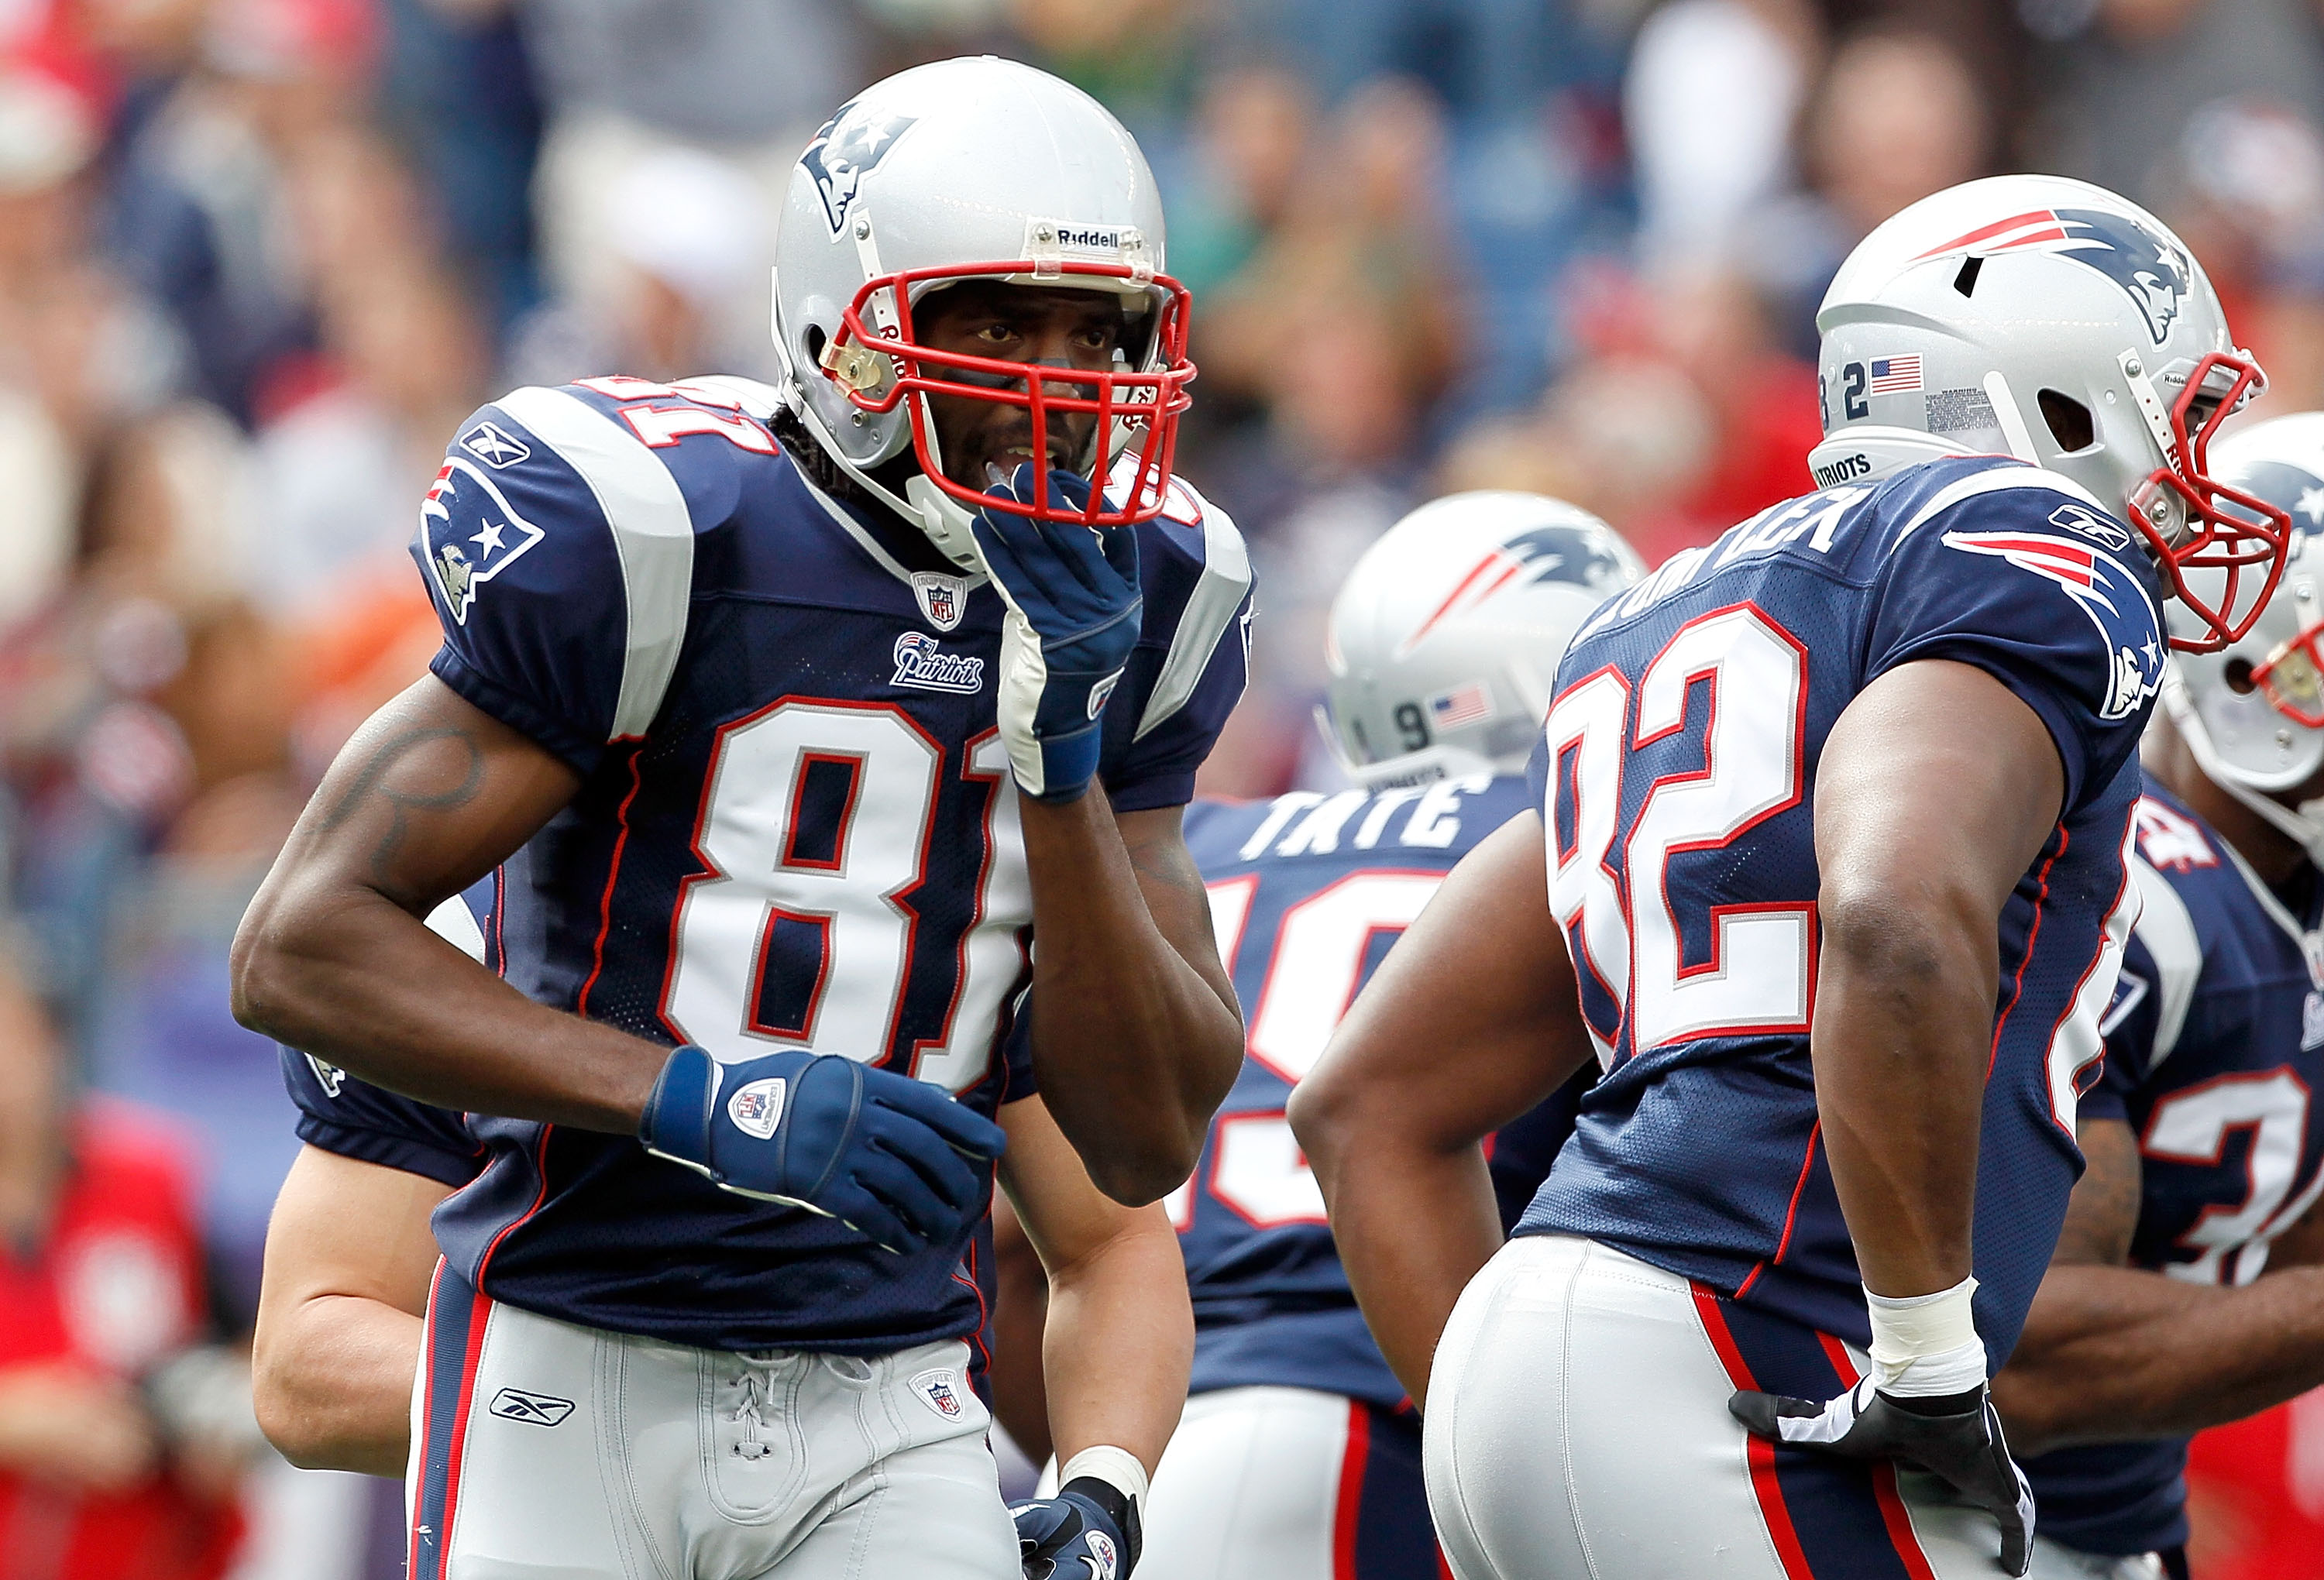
[1516,455,2164,1366]
[408,376,1251,1352]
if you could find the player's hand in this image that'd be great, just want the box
[1011,1478,1140,1580]
[638,1045,1006,1255]
[969,465,1143,803]
[1731,1379,2034,1576]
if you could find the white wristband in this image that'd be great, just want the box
[1865,1276,1987,1396]
[1057,1444,1150,1517]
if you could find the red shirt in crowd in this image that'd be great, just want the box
[0,1101,243,1580]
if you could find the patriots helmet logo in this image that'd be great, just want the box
[801,101,919,233]
[421,461,547,626]
[1915,207,2193,345]
[1501,524,1634,592]
[1941,529,2166,720]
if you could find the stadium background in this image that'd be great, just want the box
[0,0,2320,1575]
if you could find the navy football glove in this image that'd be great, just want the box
[969,465,1143,803]
[638,1045,1006,1255]
[1731,1379,2033,1576]
[1011,1478,1140,1580]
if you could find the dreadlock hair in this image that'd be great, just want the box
[769,405,892,514]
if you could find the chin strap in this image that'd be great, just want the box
[2163,678,2324,858]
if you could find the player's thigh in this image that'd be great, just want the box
[1139,1386,1392,1580]
[407,1270,637,1580]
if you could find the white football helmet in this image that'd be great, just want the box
[1321,492,1647,787]
[770,57,1195,568]
[1811,173,2288,650]
[2163,411,2324,863]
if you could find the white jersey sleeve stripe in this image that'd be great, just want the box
[2127,854,2202,1070]
[1895,463,2113,541]
[1136,481,1253,742]
[497,386,696,741]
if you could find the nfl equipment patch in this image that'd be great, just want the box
[910,1368,966,1420]
[911,571,970,633]
[727,1077,786,1140]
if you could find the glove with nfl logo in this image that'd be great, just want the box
[1728,1279,2033,1577]
[1011,1475,1140,1580]
[638,1045,1006,1255]
[969,465,1143,804]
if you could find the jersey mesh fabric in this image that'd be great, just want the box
[2026,776,2324,1557]
[1516,455,2161,1367]
[339,380,1251,1352]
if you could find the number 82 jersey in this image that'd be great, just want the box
[1516,455,2164,1369]
[408,376,1252,1353]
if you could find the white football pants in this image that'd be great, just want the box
[1425,1235,2033,1580]
[1138,1386,1445,1580]
[404,1265,1019,1580]
[2024,1537,2164,1579]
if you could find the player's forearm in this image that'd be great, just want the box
[1038,1214,1192,1474]
[251,1295,422,1477]
[1021,792,1243,1201]
[1813,881,1999,1300]
[1995,1263,2324,1454]
[1302,1116,1504,1404]
[233,880,663,1132]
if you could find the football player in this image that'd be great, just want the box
[231,59,1252,1580]
[1994,413,2324,1580]
[1129,493,1641,1579]
[1291,174,2291,1580]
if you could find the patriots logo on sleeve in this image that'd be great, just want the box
[1941,527,2164,720]
[421,461,548,626]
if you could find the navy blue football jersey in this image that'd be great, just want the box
[371,375,1250,1353]
[1517,455,2164,1366]
[2027,778,2324,1558]
[1175,775,1577,1410]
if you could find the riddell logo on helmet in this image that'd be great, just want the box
[1912,208,2193,346]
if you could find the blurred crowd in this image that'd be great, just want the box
[4,1,2324,1576]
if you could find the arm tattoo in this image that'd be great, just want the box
[319,724,488,880]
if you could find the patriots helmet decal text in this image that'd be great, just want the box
[801,100,919,234]
[1913,207,2194,345]
[1942,529,2166,720]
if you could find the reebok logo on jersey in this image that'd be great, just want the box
[910,1368,966,1420]
[891,632,985,693]
[421,462,548,626]
[2048,502,2133,553]
[460,421,530,469]
[911,572,970,632]
[1940,529,2164,721]
[486,1387,576,1427]
[727,1077,786,1140]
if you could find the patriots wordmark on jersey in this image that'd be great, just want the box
[2025,780,2324,1560]
[1521,454,2162,1375]
[1173,777,1581,1410]
[389,375,1250,1354]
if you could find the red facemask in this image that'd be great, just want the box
[823,259,1197,528]
[2130,351,2294,652]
